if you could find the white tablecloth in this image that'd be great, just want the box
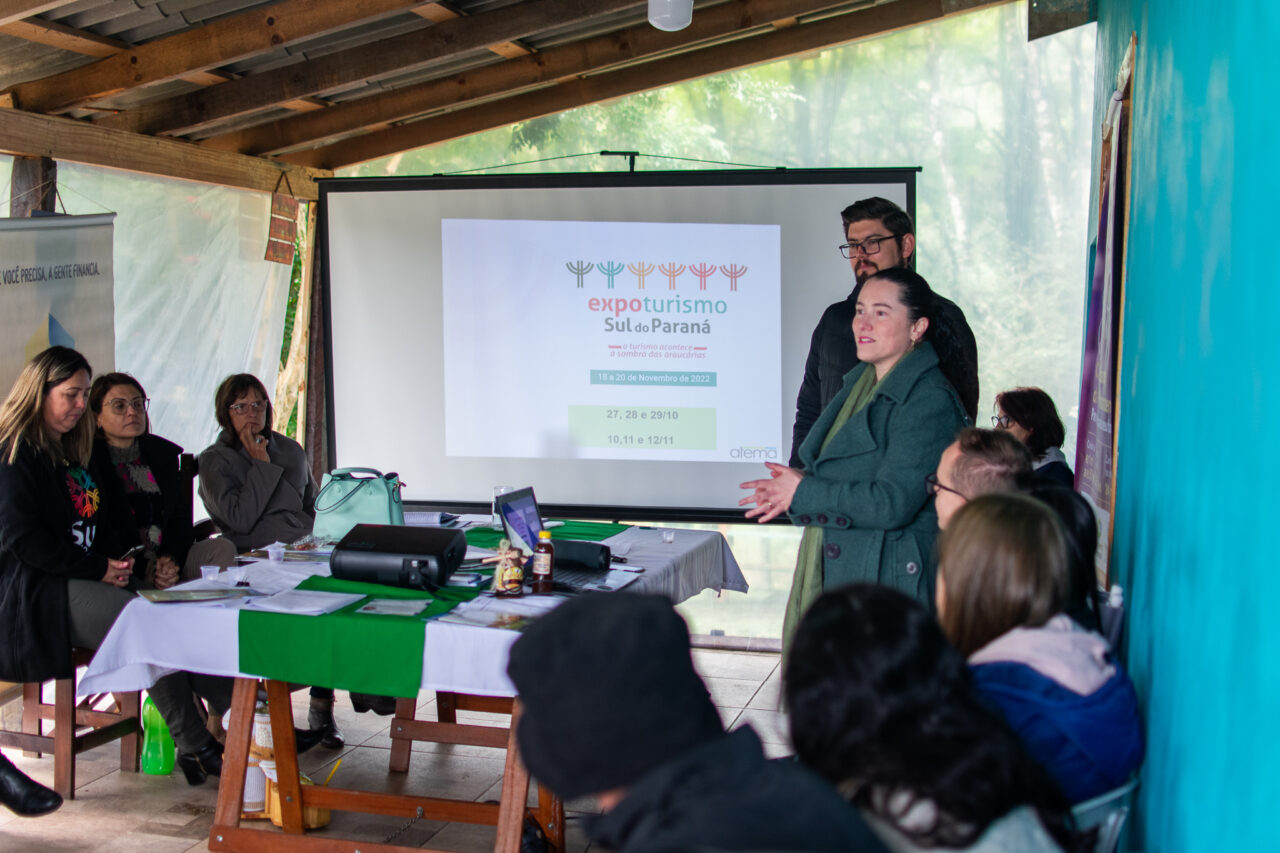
[79,527,747,699]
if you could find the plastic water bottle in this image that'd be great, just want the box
[141,696,175,775]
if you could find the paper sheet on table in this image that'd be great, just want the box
[243,561,331,594]
[243,589,364,616]
[435,594,566,630]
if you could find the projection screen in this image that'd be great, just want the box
[320,169,916,520]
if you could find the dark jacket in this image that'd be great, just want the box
[790,284,977,467]
[588,726,887,853]
[198,429,316,551]
[92,433,193,571]
[0,440,124,681]
[790,343,967,604]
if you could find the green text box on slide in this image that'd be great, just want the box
[569,406,716,450]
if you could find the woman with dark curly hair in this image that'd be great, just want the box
[786,583,1090,852]
[993,387,1072,487]
[741,268,969,648]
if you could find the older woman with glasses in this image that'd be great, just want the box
[90,373,236,586]
[993,387,1073,488]
[197,373,316,553]
[741,268,969,650]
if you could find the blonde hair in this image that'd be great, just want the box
[937,493,1068,656]
[0,346,95,466]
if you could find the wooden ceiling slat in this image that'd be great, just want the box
[93,0,642,137]
[290,0,1005,170]
[0,1,64,28]
[4,0,429,114]
[0,18,125,57]
[201,0,851,156]
[0,106,329,198]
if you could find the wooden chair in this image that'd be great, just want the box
[0,648,141,799]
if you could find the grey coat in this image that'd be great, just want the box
[197,430,317,551]
[790,342,967,604]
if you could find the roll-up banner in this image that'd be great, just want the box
[0,213,116,385]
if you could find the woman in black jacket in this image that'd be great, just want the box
[0,348,225,785]
[89,373,235,585]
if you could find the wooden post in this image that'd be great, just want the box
[9,155,57,217]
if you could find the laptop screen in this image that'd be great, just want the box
[496,487,544,557]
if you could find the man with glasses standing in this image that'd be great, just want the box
[789,197,978,466]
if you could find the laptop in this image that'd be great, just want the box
[493,486,638,594]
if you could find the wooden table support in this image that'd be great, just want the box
[208,679,563,852]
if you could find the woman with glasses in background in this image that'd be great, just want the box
[197,373,316,553]
[90,373,236,586]
[992,388,1073,488]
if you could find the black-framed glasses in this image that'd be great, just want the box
[229,400,267,415]
[838,235,895,259]
[991,414,1013,429]
[925,472,966,500]
[105,397,149,415]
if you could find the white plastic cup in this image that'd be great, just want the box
[200,564,220,580]
[661,529,676,544]
[226,565,248,585]
[491,486,514,529]
[265,543,285,563]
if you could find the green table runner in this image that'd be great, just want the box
[464,519,628,550]
[238,576,481,697]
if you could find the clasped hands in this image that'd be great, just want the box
[739,462,804,523]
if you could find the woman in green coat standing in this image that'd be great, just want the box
[740,268,970,649]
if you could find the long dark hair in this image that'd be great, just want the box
[785,584,1089,851]
[1023,482,1100,631]
[866,267,978,419]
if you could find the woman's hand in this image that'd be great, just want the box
[153,556,180,590]
[101,557,133,588]
[240,423,270,462]
[738,462,804,523]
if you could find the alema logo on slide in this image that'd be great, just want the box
[566,260,748,291]
[730,446,778,460]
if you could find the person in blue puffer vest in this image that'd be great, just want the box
[935,492,1144,804]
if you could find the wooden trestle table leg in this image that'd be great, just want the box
[208,677,257,849]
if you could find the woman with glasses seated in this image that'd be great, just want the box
[89,373,236,586]
[992,388,1073,488]
[936,493,1143,803]
[197,374,316,553]
[740,268,969,650]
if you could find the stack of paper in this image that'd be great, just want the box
[243,589,364,616]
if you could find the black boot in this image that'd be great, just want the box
[175,739,223,786]
[308,694,344,749]
[0,754,62,817]
[350,692,398,716]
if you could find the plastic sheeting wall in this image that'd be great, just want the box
[54,163,294,457]
[1092,2,1280,849]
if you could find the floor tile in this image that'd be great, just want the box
[702,675,761,709]
[731,707,791,746]
[690,649,780,682]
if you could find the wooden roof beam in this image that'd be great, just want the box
[290,0,1009,170]
[3,0,431,114]
[0,107,329,199]
[202,0,854,156]
[93,0,642,138]
[413,1,533,58]
[0,1,64,28]
[0,17,125,57]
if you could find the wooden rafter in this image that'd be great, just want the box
[93,0,642,138]
[0,1,63,28]
[413,2,533,59]
[0,107,329,199]
[285,0,1005,169]
[201,0,852,156]
[3,0,429,114]
[0,18,124,57]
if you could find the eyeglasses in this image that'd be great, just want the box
[838,235,896,259]
[229,400,267,415]
[991,414,1013,429]
[105,397,149,415]
[925,472,966,500]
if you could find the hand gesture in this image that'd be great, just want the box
[101,557,133,588]
[153,556,181,590]
[240,424,270,462]
[738,462,804,523]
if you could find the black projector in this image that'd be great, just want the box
[330,524,466,591]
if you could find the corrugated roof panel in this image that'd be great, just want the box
[0,36,94,91]
[178,0,278,27]
[59,0,154,30]
[96,4,168,39]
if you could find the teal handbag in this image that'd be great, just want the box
[312,467,405,543]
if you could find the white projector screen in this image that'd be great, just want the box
[320,169,916,520]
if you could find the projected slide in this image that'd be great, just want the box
[441,218,782,463]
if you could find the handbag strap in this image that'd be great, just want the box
[314,469,401,513]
